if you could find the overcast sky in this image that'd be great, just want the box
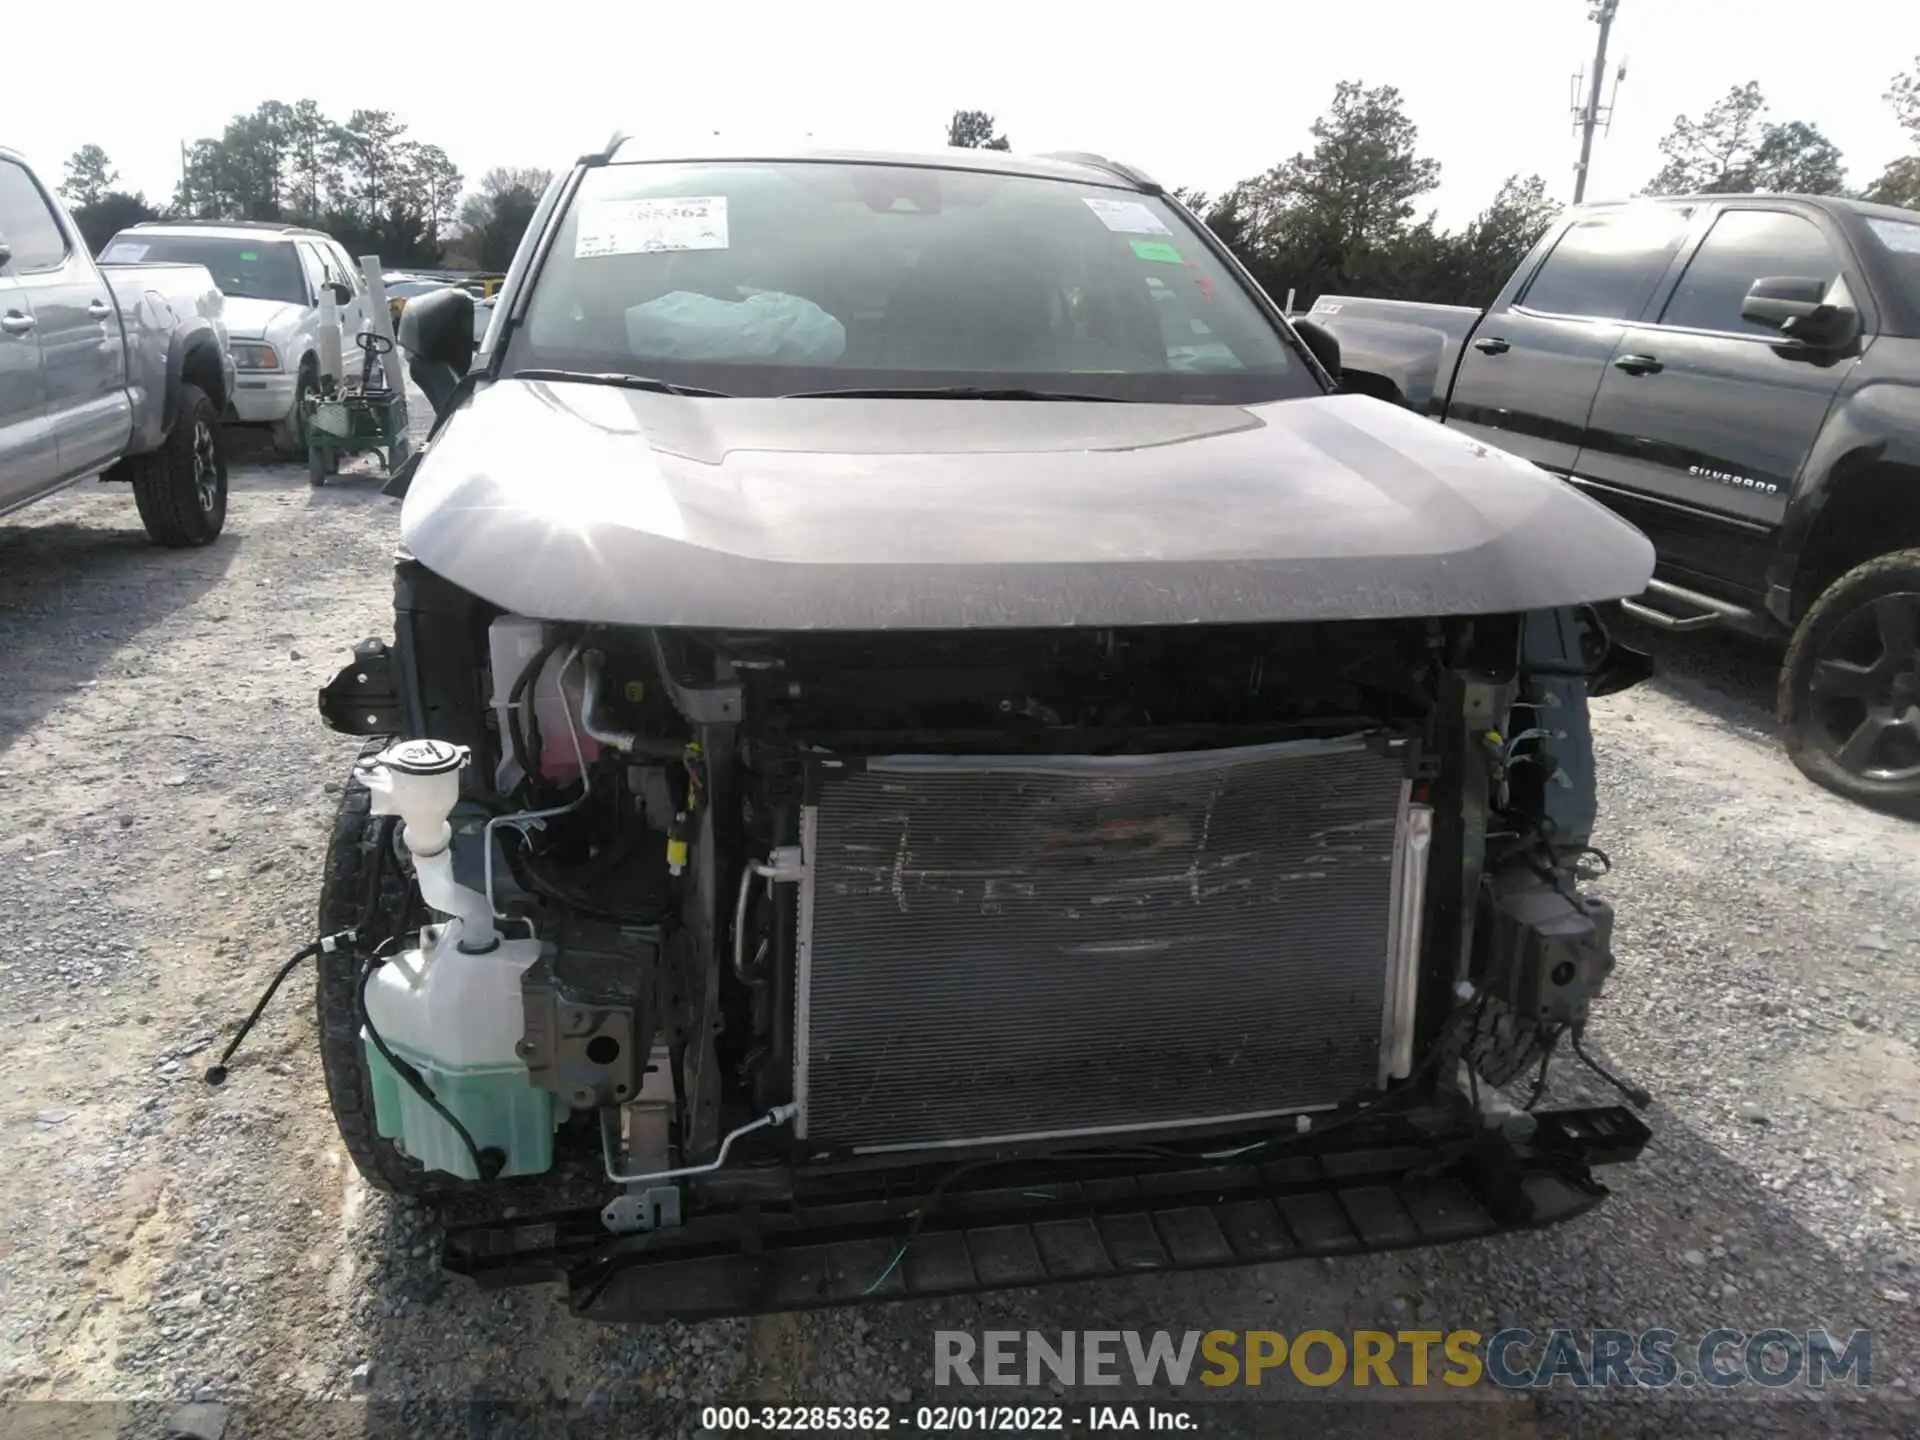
[4,1,1916,230]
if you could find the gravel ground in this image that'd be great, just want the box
[0,430,1917,1439]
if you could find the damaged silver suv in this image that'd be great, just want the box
[301,138,1660,1320]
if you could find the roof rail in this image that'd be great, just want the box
[131,218,307,232]
[1035,151,1162,194]
[583,129,630,165]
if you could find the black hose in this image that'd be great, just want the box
[1571,1026,1652,1109]
[507,635,566,794]
[207,812,402,1086]
[204,940,323,1085]
[1525,1027,1563,1110]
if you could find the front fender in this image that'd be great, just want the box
[164,319,234,430]
[123,316,231,455]
[1767,358,1920,622]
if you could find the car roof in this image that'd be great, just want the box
[1572,193,1920,224]
[126,220,334,242]
[589,136,1162,192]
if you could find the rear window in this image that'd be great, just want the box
[1518,211,1689,321]
[100,234,308,306]
[1863,216,1920,312]
[507,160,1314,403]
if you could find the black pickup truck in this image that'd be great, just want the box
[1307,193,1920,817]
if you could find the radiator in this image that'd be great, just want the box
[795,736,1427,1152]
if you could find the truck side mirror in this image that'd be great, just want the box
[0,235,11,270]
[1293,317,1342,380]
[1740,276,1858,349]
[399,286,477,421]
[327,280,354,307]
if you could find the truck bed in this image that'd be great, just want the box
[1306,295,1482,416]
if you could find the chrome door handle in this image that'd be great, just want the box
[0,312,35,335]
[87,299,112,321]
[1612,353,1663,376]
[1472,336,1511,355]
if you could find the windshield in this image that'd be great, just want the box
[99,234,309,305]
[1863,216,1920,316]
[506,160,1313,403]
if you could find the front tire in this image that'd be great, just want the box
[1778,549,1920,818]
[273,364,316,460]
[316,748,448,1198]
[130,384,227,547]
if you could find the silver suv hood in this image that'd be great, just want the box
[399,377,1653,630]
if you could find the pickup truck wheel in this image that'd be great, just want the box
[273,366,316,459]
[130,384,227,547]
[316,745,450,1199]
[1779,549,1920,818]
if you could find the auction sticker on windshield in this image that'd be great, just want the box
[1082,198,1171,236]
[576,197,730,257]
[100,241,149,263]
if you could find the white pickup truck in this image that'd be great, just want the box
[0,145,235,545]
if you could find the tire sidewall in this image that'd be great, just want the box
[1778,548,1920,818]
[191,392,229,535]
[275,364,316,459]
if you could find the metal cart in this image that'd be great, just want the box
[303,332,411,487]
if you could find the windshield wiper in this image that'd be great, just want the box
[510,368,731,398]
[779,385,1127,402]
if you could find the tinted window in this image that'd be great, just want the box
[300,241,358,300]
[294,242,329,294]
[510,160,1314,403]
[1861,217,1920,312]
[0,160,70,273]
[100,234,308,305]
[1519,212,1688,320]
[328,243,365,292]
[1660,210,1840,335]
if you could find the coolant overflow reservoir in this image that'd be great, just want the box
[363,926,553,1181]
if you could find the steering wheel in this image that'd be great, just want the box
[356,331,395,356]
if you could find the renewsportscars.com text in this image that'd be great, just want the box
[934,1327,1872,1390]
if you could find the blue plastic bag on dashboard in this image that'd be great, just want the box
[623,289,846,363]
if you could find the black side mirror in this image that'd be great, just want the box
[327,280,354,307]
[400,286,477,422]
[1740,276,1857,348]
[0,234,11,269]
[1293,317,1342,379]
[400,287,475,368]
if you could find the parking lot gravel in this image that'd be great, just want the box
[1,437,1917,1438]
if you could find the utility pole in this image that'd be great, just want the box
[1572,0,1621,204]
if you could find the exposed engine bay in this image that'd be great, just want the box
[304,563,1650,1317]
[485,613,1453,1167]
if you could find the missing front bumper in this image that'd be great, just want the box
[438,1104,1647,1323]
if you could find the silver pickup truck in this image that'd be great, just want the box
[1,145,234,546]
